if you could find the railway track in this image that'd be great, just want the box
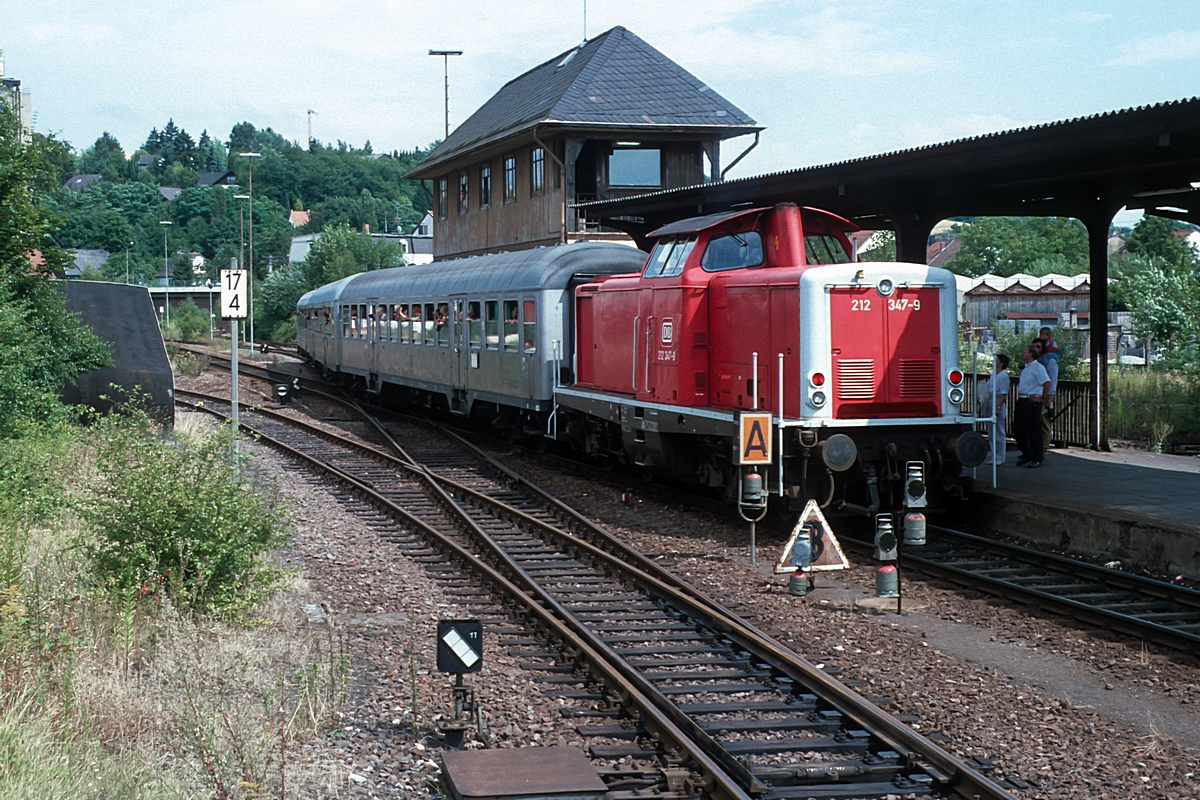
[877,526,1200,656]
[175,388,1012,800]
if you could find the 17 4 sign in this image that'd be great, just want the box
[220,268,249,319]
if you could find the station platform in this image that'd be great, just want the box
[961,447,1200,579]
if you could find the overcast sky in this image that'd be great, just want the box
[4,0,1199,219]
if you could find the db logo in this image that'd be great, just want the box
[660,318,674,346]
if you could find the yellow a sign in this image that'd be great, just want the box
[737,413,773,465]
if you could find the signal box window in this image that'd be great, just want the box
[438,178,448,218]
[424,303,436,344]
[480,164,491,209]
[701,231,764,272]
[458,173,469,215]
[531,148,545,195]
[468,301,482,348]
[608,147,661,187]
[643,236,697,278]
[523,300,536,352]
[503,300,519,351]
[803,234,851,265]
[503,157,516,202]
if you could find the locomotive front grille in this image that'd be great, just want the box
[899,359,938,397]
[837,359,875,400]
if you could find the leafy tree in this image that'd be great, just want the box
[953,217,1088,277]
[171,296,209,340]
[78,132,128,182]
[1124,214,1198,268]
[1123,257,1200,368]
[859,230,896,262]
[0,103,109,437]
[300,223,404,288]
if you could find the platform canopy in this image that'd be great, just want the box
[575,97,1200,450]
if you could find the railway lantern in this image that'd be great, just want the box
[874,513,898,561]
[788,522,814,571]
[741,470,767,511]
[903,461,927,508]
[875,564,899,598]
[788,571,809,597]
[903,511,927,547]
[274,383,292,404]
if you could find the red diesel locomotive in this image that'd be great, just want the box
[555,202,986,512]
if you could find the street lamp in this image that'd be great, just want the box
[429,50,463,139]
[238,152,260,351]
[206,278,214,340]
[159,221,172,334]
[125,240,133,284]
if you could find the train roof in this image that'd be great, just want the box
[298,242,647,307]
[647,204,859,239]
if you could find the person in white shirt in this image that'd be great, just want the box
[1014,346,1051,468]
[983,353,1011,465]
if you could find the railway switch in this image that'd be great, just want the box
[903,461,927,508]
[874,513,898,561]
[903,511,927,547]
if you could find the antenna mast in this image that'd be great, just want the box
[583,0,587,41]
[307,109,317,148]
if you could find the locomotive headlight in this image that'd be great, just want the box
[810,390,827,408]
[876,278,894,297]
[949,387,964,404]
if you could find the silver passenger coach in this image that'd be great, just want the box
[296,243,645,428]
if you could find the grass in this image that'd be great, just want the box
[1108,368,1200,446]
[0,414,350,798]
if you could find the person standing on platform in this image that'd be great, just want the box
[1038,327,1060,457]
[1015,346,1051,468]
[983,353,1011,465]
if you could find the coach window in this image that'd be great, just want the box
[644,236,697,278]
[503,300,519,351]
[700,231,764,272]
[436,303,450,346]
[531,147,545,195]
[803,234,851,265]
[479,164,491,209]
[458,172,469,215]
[376,304,388,340]
[423,303,436,344]
[410,304,422,343]
[438,178,448,219]
[468,301,482,348]
[485,301,499,348]
[503,157,516,202]
[522,300,537,352]
[389,304,401,341]
[341,305,350,338]
[396,304,410,343]
[363,304,372,339]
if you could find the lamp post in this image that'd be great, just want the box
[234,193,250,350]
[238,152,260,351]
[206,278,214,340]
[125,241,133,284]
[159,221,172,333]
[428,50,463,138]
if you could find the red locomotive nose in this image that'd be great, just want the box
[948,369,964,385]
[811,372,826,387]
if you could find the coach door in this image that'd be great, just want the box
[451,296,469,413]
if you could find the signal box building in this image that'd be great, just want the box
[407,27,760,259]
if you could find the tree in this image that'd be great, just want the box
[1125,214,1198,268]
[259,265,308,335]
[171,296,209,340]
[0,103,109,436]
[859,230,896,262]
[300,223,404,288]
[1124,258,1200,367]
[78,132,128,182]
[953,217,1088,277]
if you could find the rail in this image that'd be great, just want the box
[175,388,1015,800]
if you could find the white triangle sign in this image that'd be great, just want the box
[774,499,850,574]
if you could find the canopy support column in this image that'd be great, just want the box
[894,212,934,264]
[1084,201,1118,452]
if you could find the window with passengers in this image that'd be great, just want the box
[700,230,764,272]
[803,234,851,264]
[643,235,697,278]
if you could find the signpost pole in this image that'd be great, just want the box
[220,259,248,481]
[231,317,240,479]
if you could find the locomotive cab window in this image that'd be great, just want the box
[485,301,499,348]
[700,231,764,272]
[644,236,697,278]
[503,300,519,351]
[468,301,482,348]
[804,234,851,265]
[523,300,536,352]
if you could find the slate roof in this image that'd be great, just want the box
[197,170,237,186]
[409,26,758,178]
[64,173,102,191]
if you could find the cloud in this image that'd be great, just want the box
[1105,29,1200,67]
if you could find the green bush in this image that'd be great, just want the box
[171,297,209,342]
[270,316,296,343]
[79,414,289,618]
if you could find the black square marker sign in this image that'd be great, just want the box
[437,619,483,673]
